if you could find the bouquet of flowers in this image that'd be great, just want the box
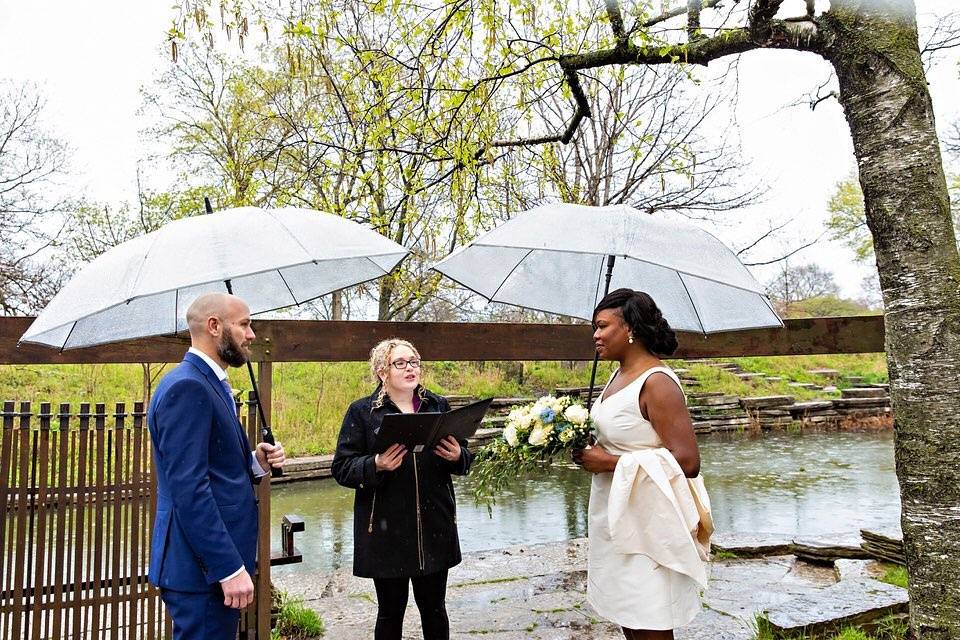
[471,395,593,507]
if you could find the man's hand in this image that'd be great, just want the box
[375,444,407,471]
[256,441,286,471]
[434,435,462,462]
[221,570,254,609]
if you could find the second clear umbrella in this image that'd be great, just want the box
[432,203,782,405]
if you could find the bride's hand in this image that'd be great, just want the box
[574,445,619,474]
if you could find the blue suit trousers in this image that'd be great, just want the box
[161,586,241,640]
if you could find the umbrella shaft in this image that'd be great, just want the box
[587,255,617,411]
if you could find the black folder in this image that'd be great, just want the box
[374,398,493,453]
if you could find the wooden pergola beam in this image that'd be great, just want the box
[0,315,884,364]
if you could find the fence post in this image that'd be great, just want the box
[0,401,15,640]
[255,361,272,640]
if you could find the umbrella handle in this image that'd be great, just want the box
[245,360,283,478]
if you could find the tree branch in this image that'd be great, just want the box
[635,0,722,31]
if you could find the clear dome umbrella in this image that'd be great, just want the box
[431,203,782,406]
[20,202,410,461]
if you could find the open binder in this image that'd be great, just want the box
[375,398,493,453]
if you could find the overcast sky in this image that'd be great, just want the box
[1,0,957,303]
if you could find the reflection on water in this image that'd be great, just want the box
[271,430,900,576]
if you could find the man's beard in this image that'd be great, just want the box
[217,332,248,367]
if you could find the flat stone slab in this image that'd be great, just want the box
[689,395,741,407]
[788,401,835,412]
[791,534,873,563]
[841,387,887,399]
[740,396,795,409]
[711,532,795,557]
[764,578,908,636]
[833,396,890,407]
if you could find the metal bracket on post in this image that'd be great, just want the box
[270,515,305,566]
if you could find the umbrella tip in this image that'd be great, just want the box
[204,197,213,214]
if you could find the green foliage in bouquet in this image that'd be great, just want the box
[472,395,593,509]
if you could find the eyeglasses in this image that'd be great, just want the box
[390,358,421,370]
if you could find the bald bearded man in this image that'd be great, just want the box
[147,293,286,639]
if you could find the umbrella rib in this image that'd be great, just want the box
[677,273,707,337]
[125,229,165,302]
[276,270,300,306]
[265,209,318,262]
[488,249,534,303]
[58,322,78,352]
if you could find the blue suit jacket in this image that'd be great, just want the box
[147,352,258,592]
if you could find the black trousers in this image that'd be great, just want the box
[373,569,449,640]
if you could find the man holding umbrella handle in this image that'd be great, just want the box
[147,292,286,639]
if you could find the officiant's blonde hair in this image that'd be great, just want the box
[369,338,423,409]
[369,338,420,382]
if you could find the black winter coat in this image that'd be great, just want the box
[332,386,473,579]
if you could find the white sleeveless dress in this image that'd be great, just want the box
[587,366,705,630]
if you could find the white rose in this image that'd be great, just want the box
[520,412,538,430]
[563,404,590,426]
[503,424,519,447]
[528,423,554,446]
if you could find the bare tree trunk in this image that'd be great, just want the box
[378,278,394,321]
[141,363,152,405]
[828,1,960,635]
[331,290,343,320]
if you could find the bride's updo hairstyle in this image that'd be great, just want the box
[593,288,678,356]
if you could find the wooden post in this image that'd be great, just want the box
[255,361,272,640]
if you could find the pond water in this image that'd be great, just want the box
[270,430,900,576]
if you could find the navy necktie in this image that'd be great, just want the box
[220,378,237,416]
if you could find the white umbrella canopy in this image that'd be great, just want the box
[432,203,782,333]
[21,206,409,349]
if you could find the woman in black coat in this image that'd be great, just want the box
[332,338,473,640]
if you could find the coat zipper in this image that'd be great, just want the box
[413,451,425,571]
[368,490,377,533]
[448,482,457,525]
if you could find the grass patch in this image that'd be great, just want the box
[877,564,908,589]
[832,629,870,640]
[712,549,739,560]
[272,592,324,639]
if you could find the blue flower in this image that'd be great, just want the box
[540,408,556,423]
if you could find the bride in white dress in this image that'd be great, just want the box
[573,289,713,640]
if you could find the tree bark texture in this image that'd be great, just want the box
[825,1,960,636]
